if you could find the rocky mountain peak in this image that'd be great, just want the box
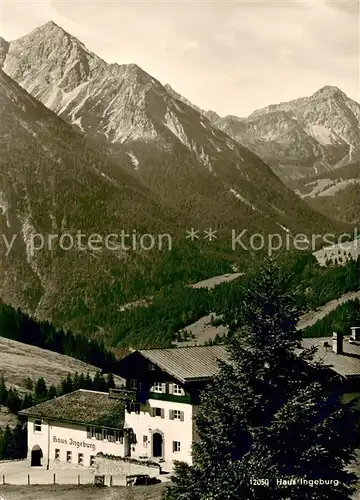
[2,20,106,99]
[312,85,346,100]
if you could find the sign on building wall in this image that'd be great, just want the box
[53,436,96,452]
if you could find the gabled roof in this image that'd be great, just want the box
[19,390,125,429]
[301,337,360,378]
[136,337,360,383]
[138,345,229,383]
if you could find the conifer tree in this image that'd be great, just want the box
[73,372,80,390]
[34,377,48,403]
[166,259,359,500]
[61,373,74,395]
[21,392,34,410]
[48,385,57,400]
[6,387,21,413]
[0,426,17,460]
[0,374,8,405]
[85,372,93,390]
[78,373,86,389]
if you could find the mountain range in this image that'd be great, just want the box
[0,21,354,344]
[0,66,188,333]
[0,21,336,234]
[165,85,360,184]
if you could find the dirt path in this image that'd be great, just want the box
[177,290,360,346]
[189,273,243,289]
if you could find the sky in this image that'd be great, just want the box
[0,0,359,116]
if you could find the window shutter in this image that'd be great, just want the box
[172,441,176,452]
[180,411,184,422]
[169,410,174,420]
[161,382,166,393]
[168,383,173,395]
[150,407,155,417]
[161,408,165,419]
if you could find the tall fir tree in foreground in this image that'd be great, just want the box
[166,259,359,500]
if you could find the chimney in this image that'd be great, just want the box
[350,327,360,341]
[332,332,343,354]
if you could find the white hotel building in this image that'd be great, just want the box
[19,345,229,469]
[20,330,360,470]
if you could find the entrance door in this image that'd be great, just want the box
[31,445,43,466]
[124,430,131,457]
[152,432,163,458]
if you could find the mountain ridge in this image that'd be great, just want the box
[163,82,360,183]
[1,21,340,236]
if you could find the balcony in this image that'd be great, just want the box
[108,388,137,402]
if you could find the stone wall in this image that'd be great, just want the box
[95,455,161,476]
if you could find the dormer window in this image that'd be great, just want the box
[153,382,165,393]
[173,384,183,395]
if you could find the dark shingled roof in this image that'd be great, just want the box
[19,390,125,429]
[138,345,229,383]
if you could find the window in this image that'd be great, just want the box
[87,427,96,438]
[78,453,84,465]
[151,407,164,418]
[66,451,72,463]
[115,430,123,443]
[149,363,156,371]
[54,449,60,460]
[169,409,184,421]
[90,455,95,466]
[129,379,138,390]
[34,419,42,432]
[173,384,183,395]
[152,382,164,393]
[129,403,140,414]
[173,441,181,453]
[105,429,115,442]
[95,428,102,440]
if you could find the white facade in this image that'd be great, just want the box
[124,398,194,465]
[27,417,125,468]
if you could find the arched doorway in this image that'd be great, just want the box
[152,432,163,458]
[31,445,43,466]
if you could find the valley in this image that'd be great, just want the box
[0,21,352,343]
[0,11,359,500]
[293,163,360,225]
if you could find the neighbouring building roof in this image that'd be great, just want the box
[137,336,360,383]
[19,390,125,429]
[138,345,229,383]
[301,336,360,379]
